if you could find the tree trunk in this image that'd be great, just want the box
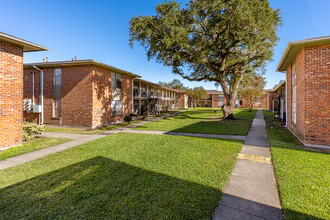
[222,97,236,120]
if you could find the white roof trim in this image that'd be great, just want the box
[0,32,48,52]
[276,36,330,72]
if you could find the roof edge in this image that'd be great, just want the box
[0,32,48,52]
[276,36,330,72]
[24,59,140,78]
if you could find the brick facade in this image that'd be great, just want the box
[0,41,23,149]
[286,44,330,146]
[178,93,188,108]
[241,93,268,109]
[24,63,134,129]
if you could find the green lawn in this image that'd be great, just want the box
[265,113,330,219]
[0,133,243,219]
[0,137,72,161]
[134,108,257,135]
[44,120,141,135]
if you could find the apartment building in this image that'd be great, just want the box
[23,59,139,128]
[277,36,330,148]
[0,32,47,149]
[133,79,180,114]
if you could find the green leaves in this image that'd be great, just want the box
[129,0,281,108]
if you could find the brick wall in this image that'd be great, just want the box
[24,65,94,127]
[178,93,187,108]
[261,93,268,109]
[212,94,219,108]
[303,44,330,146]
[92,66,133,127]
[286,49,306,143]
[0,40,23,149]
[286,45,330,146]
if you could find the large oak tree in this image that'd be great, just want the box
[129,0,281,119]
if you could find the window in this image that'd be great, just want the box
[111,72,122,116]
[292,63,296,124]
[53,68,61,117]
[111,72,122,89]
[218,95,223,106]
[111,101,122,116]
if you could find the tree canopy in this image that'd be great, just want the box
[238,73,266,111]
[130,0,281,118]
[158,79,188,90]
[185,86,209,108]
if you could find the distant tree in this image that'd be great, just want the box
[158,79,188,90]
[129,0,281,119]
[238,73,266,112]
[273,80,285,89]
[186,86,208,108]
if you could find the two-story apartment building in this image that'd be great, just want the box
[23,59,139,128]
[0,32,47,150]
[277,36,329,148]
[133,79,180,114]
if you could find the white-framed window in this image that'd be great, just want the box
[111,101,122,116]
[53,68,61,117]
[111,72,122,89]
[292,63,296,125]
[111,72,122,116]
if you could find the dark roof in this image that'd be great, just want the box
[0,32,48,52]
[205,90,223,95]
[24,59,140,78]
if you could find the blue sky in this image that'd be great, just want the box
[1,0,329,89]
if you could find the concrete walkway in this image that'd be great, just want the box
[117,129,246,140]
[0,110,187,171]
[213,110,282,220]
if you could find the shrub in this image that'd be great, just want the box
[124,115,133,123]
[23,122,44,141]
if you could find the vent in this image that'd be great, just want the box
[23,99,33,112]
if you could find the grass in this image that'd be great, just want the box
[0,133,243,219]
[134,108,257,135]
[44,120,141,135]
[264,111,330,219]
[0,137,72,160]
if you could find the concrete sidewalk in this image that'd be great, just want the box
[118,129,246,140]
[0,110,188,170]
[213,110,282,220]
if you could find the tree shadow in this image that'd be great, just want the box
[0,156,322,219]
[0,156,220,219]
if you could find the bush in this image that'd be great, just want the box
[124,115,133,123]
[23,122,44,141]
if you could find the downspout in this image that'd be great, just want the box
[32,65,44,125]
[285,72,288,127]
[32,72,35,105]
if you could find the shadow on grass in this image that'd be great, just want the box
[1,156,321,219]
[0,156,221,219]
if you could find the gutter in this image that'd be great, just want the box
[32,65,44,125]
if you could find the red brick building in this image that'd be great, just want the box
[0,32,47,150]
[241,92,268,109]
[189,90,227,108]
[23,59,139,128]
[277,36,330,148]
